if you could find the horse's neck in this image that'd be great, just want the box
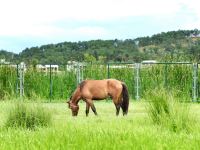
[71,87,81,104]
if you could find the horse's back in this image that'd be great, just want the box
[82,79,121,89]
[106,79,123,96]
[80,80,108,99]
[82,79,108,88]
[80,79,122,100]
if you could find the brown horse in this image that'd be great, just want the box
[67,79,129,116]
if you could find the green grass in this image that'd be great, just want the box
[145,88,195,132]
[5,102,52,130]
[0,101,200,150]
[0,64,194,101]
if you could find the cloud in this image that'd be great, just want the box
[0,0,200,53]
[0,0,182,22]
[0,0,199,36]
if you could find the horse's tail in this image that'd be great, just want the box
[121,83,129,115]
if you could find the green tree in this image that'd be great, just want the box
[83,53,96,62]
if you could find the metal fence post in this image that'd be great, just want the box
[164,64,168,88]
[16,64,19,96]
[16,63,24,99]
[77,63,80,85]
[76,63,79,86]
[20,63,24,98]
[192,63,198,102]
[135,63,140,100]
[81,63,84,82]
[76,62,83,86]
[49,64,52,102]
[107,63,110,79]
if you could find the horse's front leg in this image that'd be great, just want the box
[86,99,98,116]
[86,102,90,117]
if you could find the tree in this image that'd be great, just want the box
[93,50,98,61]
[83,53,96,62]
[98,56,106,63]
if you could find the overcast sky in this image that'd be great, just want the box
[0,0,199,53]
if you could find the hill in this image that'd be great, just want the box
[1,29,200,64]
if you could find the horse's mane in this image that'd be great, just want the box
[79,80,87,91]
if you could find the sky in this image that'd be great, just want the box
[0,0,199,53]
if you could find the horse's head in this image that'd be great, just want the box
[67,100,79,116]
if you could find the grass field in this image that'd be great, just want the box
[0,101,200,150]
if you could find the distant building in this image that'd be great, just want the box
[45,65,59,72]
[141,60,157,68]
[109,64,134,69]
[189,34,200,39]
[36,64,59,72]
[36,64,46,71]
[0,59,10,64]
[142,60,157,64]
[66,61,78,71]
[2,62,27,71]
[66,61,85,71]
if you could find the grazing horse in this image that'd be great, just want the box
[67,79,129,116]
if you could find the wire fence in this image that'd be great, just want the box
[0,62,198,102]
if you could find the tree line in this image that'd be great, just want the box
[1,29,200,65]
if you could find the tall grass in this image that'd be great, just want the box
[1,102,200,149]
[140,64,192,100]
[5,102,52,130]
[24,68,77,100]
[0,63,194,101]
[145,88,195,132]
[0,65,17,100]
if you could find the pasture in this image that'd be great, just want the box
[1,100,200,150]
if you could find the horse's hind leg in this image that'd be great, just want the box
[86,99,98,116]
[86,102,90,117]
[113,96,122,116]
[115,104,120,116]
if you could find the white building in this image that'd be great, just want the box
[45,65,59,72]
[66,61,85,71]
[36,64,59,72]
[141,60,157,64]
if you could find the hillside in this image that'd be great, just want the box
[1,29,200,64]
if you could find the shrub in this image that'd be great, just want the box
[5,102,52,130]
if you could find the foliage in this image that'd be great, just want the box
[5,102,52,130]
[0,65,17,100]
[140,64,192,100]
[0,50,18,63]
[1,29,200,64]
[83,53,96,62]
[0,63,194,101]
[145,88,195,132]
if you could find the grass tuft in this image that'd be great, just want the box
[5,102,52,130]
[145,88,195,132]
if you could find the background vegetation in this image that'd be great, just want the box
[1,29,200,64]
[0,63,194,101]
